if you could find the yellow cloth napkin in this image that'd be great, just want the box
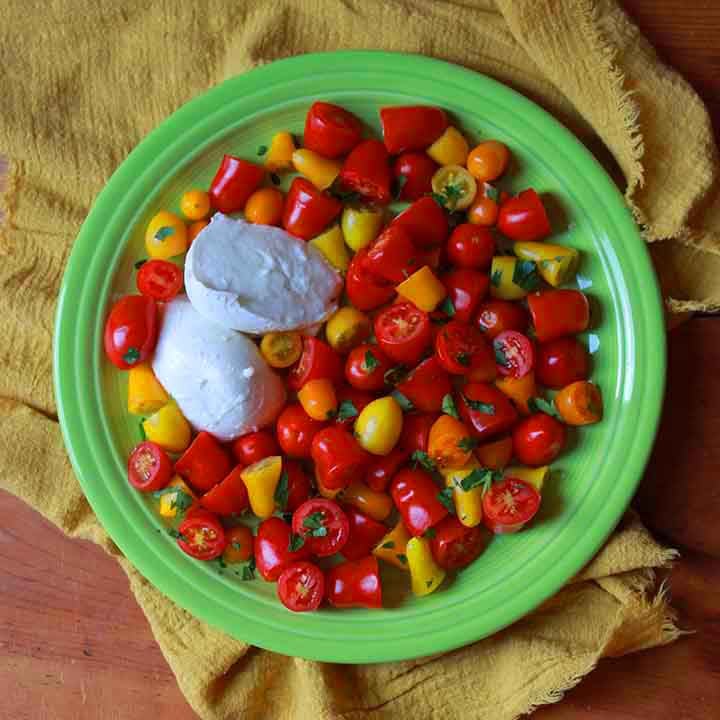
[1,0,716,718]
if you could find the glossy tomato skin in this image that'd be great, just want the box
[200,465,249,516]
[292,498,350,557]
[442,269,489,324]
[288,337,343,391]
[255,516,311,581]
[394,152,438,201]
[304,101,363,158]
[398,412,439,453]
[435,320,496,377]
[536,337,589,389]
[177,509,227,561]
[430,516,487,570]
[482,477,541,534]
[475,300,529,340]
[283,460,313,512]
[277,561,325,612]
[361,225,421,284]
[512,414,566,466]
[325,555,383,609]
[380,106,448,154]
[345,247,396,311]
[391,196,449,248]
[334,385,374,429]
[174,431,234,493]
[375,302,432,366]
[339,139,392,204]
[447,224,495,269]
[497,188,551,242]
[231,430,280,466]
[104,294,158,370]
[127,441,172,492]
[493,330,535,379]
[282,177,343,240]
[311,426,371,491]
[136,259,183,301]
[209,155,264,213]
[345,344,393,392]
[341,506,388,561]
[365,447,410,492]
[276,404,327,459]
[395,356,452,412]
[458,382,519,441]
[391,468,448,536]
[527,290,590,343]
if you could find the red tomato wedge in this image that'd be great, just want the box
[391,195,449,248]
[527,289,590,343]
[447,224,495,270]
[174,431,234,493]
[339,139,392,204]
[282,177,342,240]
[304,101,363,158]
[365,447,410,493]
[458,382,518,441]
[288,336,343,391]
[390,468,448,537]
[380,106,448,154]
[200,466,249,516]
[231,430,280,466]
[341,505,389,561]
[476,300,529,339]
[209,155,264,213]
[435,320,496,377]
[497,188,551,242]
[393,152,438,201]
[395,356,452,412]
[276,404,327,459]
[311,426,371,491]
[325,556,383,609]
[345,247,396,311]
[361,225,421,284]
[430,516,487,570]
[442,269,489,324]
[254,517,311,581]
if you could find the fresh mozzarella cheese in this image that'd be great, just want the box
[152,296,286,441]
[185,213,343,334]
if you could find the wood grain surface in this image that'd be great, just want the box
[1,2,719,718]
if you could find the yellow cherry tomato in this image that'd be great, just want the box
[428,414,475,470]
[241,455,282,519]
[223,525,254,563]
[427,126,470,166]
[260,331,302,368]
[354,396,403,456]
[145,211,188,260]
[179,190,210,221]
[431,165,477,211]
[310,225,351,271]
[555,381,603,426]
[396,266,447,312]
[340,480,393,521]
[489,256,531,300]
[513,241,579,287]
[298,378,338,421]
[187,220,209,244]
[406,536,446,596]
[442,462,484,528]
[128,362,169,415]
[157,476,197,519]
[504,465,550,493]
[264,131,296,172]
[466,141,510,182]
[143,403,192,454]
[292,149,341,190]
[341,206,384,251]
[244,187,284,226]
[373,520,411,570]
[325,307,371,352]
[495,371,537,415]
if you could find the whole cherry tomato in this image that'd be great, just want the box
[177,509,227,561]
[136,259,183,301]
[304,101,363,158]
[536,337,589,389]
[288,336,343,391]
[127,441,172,492]
[493,330,535,379]
[209,154,264,213]
[283,460,313,512]
[254,517,311,581]
[292,498,350,557]
[391,468,448,536]
[398,412,438,453]
[475,300,529,340]
[345,344,393,392]
[375,302,432,366]
[482,477,541,534]
[244,187,285,226]
[527,289,590,343]
[174,431,234,493]
[231,430,280,466]
[512,413,566,466]
[435,320,496,377]
[276,404,327,458]
[341,505,388,561]
[458,382,518,441]
[277,561,325,612]
[361,225,421,284]
[442,269,489,324]
[200,466,249,516]
[475,435,514,470]
[282,177,342,240]
[380,105,448,154]
[466,141,510,182]
[345,247,396,311]
[365,447,410,492]
[334,385,374,429]
[391,196,449,248]
[395,356,452,412]
[393,152,438,201]
[311,426,371,490]
[430,516,487,570]
[325,555,383,609]
[223,525,254,564]
[497,188,551,242]
[339,139,392,204]
[446,224,495,269]
[104,294,158,370]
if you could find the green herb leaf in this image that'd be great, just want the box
[459,467,493,492]
[442,393,459,419]
[231,542,243,551]
[154,226,175,242]
[491,268,503,287]
[257,144,268,156]
[302,511,325,530]
[457,437,479,452]
[326,409,337,420]
[512,259,541,291]
[437,487,456,514]
[463,396,496,414]
[396,553,408,565]
[494,343,510,368]
[218,557,227,569]
[384,366,408,386]
[391,390,414,412]
[424,527,436,539]
[393,172,408,200]
[241,558,256,580]
[329,179,361,203]
[288,533,306,552]
[484,183,500,202]
[441,183,464,210]
[270,172,281,186]
[152,486,193,514]
[138,422,146,440]
[430,192,448,208]
[134,259,147,269]
[430,314,451,326]
[274,470,289,511]
[426,579,434,588]
[456,351,471,367]
[363,350,379,372]
[411,450,437,472]
[166,528,187,542]
[439,296,456,317]
[122,347,141,365]
[381,541,395,550]
[528,396,561,419]
[336,399,359,422]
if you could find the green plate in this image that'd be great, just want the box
[54,51,665,663]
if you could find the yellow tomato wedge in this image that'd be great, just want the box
[292,149,341,190]
[427,126,469,166]
[127,362,169,415]
[240,456,283,519]
[310,225,351,271]
[396,266,447,312]
[143,403,191,453]
[373,520,411,570]
[264,131,296,172]
[406,536,446,596]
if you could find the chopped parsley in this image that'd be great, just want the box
[274,470,289,511]
[483,183,500,202]
[494,343,510,368]
[512,259,541,291]
[441,393,459,419]
[426,579,434,588]
[138,421,146,440]
[423,527,436,539]
[288,533,306,552]
[134,258,147,269]
[459,467,501,493]
[153,226,175,242]
[122,347,141,365]
[411,450,437,473]
[528,396,561,419]
[256,144,268,156]
[270,172,281,186]
[363,350,379,372]
[393,172,408,200]
[302,511,329,538]
[391,390,414,412]
[463,396,496,414]
[491,269,503,287]
[439,296,456,317]
[456,351,471,367]
[457,437,479,452]
[241,558,256,581]
[152,486,194,514]
[381,541,395,550]
[396,553,408,565]
[383,366,408,386]
[436,487,455,514]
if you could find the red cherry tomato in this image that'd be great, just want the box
[430,516,487,570]
[395,356,452,412]
[345,344,393,392]
[475,300,529,340]
[365,447,410,493]
[536,337,589,389]
[104,294,158,370]
[277,561,325,612]
[447,224,495,269]
[391,196,449,248]
[276,404,327,459]
[231,430,280,466]
[435,320,496,377]
[512,414,566,466]
[334,384,374,429]
[311,426,371,491]
[127,441,172,492]
[292,498,350,557]
[339,139,392,204]
[497,188,551,242]
[493,330,535,379]
[177,509,227,561]
[482,477,541,534]
[442,269,489,324]
[393,152,438,201]
[254,517,311,581]
[361,225,421,284]
[174,431,234,493]
[209,154,264,213]
[303,101,363,158]
[458,382,519,441]
[380,105,448,154]
[375,302,432,366]
[341,505,388,561]
[136,259,183,301]
[391,468,448,537]
[281,177,343,240]
[283,460,313,512]
[288,336,343,391]
[345,247,396,311]
[527,290,590,343]
[325,555,383,609]
[200,465,249,516]
[398,412,438,453]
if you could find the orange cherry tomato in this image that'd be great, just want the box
[223,525,254,563]
[187,220,208,244]
[180,190,211,221]
[298,378,338,421]
[466,141,510,182]
[467,193,499,226]
[427,414,475,469]
[475,435,513,469]
[555,381,603,425]
[244,187,285,226]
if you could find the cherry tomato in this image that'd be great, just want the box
[127,441,172,492]
[284,460,313,512]
[304,101,363,158]
[475,435,514,470]
[393,152,438,201]
[527,290,590,343]
[458,382,518,441]
[244,187,284,226]
[288,337,343,391]
[435,320,496,376]
[339,139,392,204]
[136,259,183,301]
[209,154,264,213]
[536,337,589,389]
[391,196,449,248]
[398,412,438,453]
[475,300,529,340]
[282,177,343,240]
[380,105,448,154]
[466,141,510,182]
[391,468,448,536]
[374,302,432,366]
[260,331,303,369]
[497,188,551,242]
[555,381,603,426]
[292,498,350,557]
[325,555,382,609]
[177,509,226,561]
[254,516,311,581]
[341,505,388,561]
[276,404,327,459]
[277,561,325,612]
[430,516,487,570]
[493,331,534,379]
[174,431,234,493]
[311,426,371,490]
[447,224,495,269]
[512,413,566,466]
[104,295,158,370]
[200,465,249,516]
[395,356,452,412]
[345,246,396,311]
[187,220,208,245]
[223,525,254,563]
[442,269,489,324]
[180,189,211,221]
[231,430,280,466]
[334,385,374,428]
[361,225,421,284]
[482,477,541,534]
[467,190,499,227]
[345,344,393,392]
[365,447,410,493]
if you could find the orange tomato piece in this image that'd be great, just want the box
[495,371,537,414]
[298,378,338,421]
[223,525,254,563]
[475,435,513,470]
[428,414,475,469]
[555,381,603,425]
[466,141,510,182]
[244,187,285,226]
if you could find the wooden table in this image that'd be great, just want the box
[1,2,719,718]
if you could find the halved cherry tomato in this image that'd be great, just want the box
[304,101,363,158]
[361,225,421,284]
[104,295,158,370]
[475,435,513,469]
[127,441,172,492]
[281,177,343,240]
[447,224,495,270]
[345,344,393,392]
[288,336,343,391]
[391,196,449,248]
[512,413,566,466]
[292,498,349,557]
[394,152,438,201]
[365,447,410,493]
[339,139,392,204]
[475,300,529,340]
[431,165,477,211]
[427,414,475,469]
[209,154,264,214]
[254,517,311,581]
[391,468,449,536]
[482,477,541,534]
[430,516,487,569]
[276,404,327,459]
[345,246,396,311]
[200,465,249,516]
[311,426,371,490]
[177,509,226,561]
[555,381,603,426]
[260,331,303,369]
[278,561,325,612]
[380,106,448,154]
[442,269,489,324]
[497,188,551,242]
[231,430,280,466]
[284,460,313,512]
[375,302,431,366]
[527,290,590,343]
[435,320,496,377]
[341,506,388,561]
[398,412,439,453]
[536,337,589,389]
[136,259,183,301]
[244,187,285,226]
[174,431,234,493]
[493,330,534,379]
[223,525,254,563]
[334,385,374,429]
[458,382,518,441]
[325,555,383,609]
[466,141,510,182]
[395,356,452,412]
